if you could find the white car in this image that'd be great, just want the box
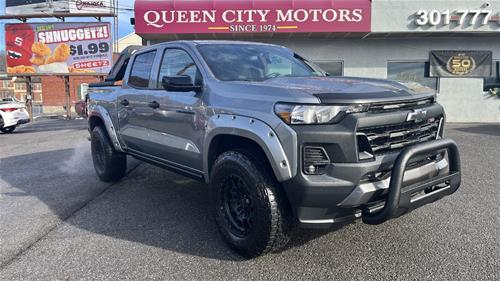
[0,97,30,133]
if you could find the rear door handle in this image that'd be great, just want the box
[120,99,129,106]
[148,101,160,109]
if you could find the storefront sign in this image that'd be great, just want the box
[135,0,371,34]
[372,1,500,33]
[5,22,113,74]
[5,0,113,15]
[430,50,492,77]
[415,9,500,27]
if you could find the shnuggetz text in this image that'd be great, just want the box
[37,26,110,44]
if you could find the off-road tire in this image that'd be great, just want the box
[91,126,126,182]
[1,126,16,133]
[211,150,292,258]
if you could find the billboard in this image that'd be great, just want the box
[135,0,371,35]
[5,22,113,74]
[5,0,113,15]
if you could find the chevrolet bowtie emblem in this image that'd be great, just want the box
[406,109,427,122]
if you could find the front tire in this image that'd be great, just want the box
[91,126,126,182]
[211,150,292,258]
[1,126,16,133]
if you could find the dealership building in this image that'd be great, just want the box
[133,0,500,122]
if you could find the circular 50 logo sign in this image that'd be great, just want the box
[446,54,476,75]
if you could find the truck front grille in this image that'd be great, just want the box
[369,98,434,113]
[357,118,441,155]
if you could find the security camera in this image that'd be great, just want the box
[482,2,491,8]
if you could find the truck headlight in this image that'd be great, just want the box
[274,103,369,125]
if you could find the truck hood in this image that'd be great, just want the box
[253,76,436,104]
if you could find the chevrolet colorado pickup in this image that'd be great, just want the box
[87,41,461,258]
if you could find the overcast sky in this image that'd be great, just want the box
[0,0,136,51]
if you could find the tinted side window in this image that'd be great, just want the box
[158,49,198,88]
[129,51,156,88]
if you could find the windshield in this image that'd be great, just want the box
[197,44,326,82]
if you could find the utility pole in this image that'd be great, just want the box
[25,76,33,121]
[64,76,72,120]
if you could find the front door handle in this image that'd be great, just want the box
[120,99,129,106]
[148,101,160,109]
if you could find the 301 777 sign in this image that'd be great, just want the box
[415,9,500,27]
[4,22,113,75]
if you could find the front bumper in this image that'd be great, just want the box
[339,157,449,208]
[280,103,461,227]
[361,138,461,225]
[283,139,460,228]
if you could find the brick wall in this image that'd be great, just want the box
[41,76,104,113]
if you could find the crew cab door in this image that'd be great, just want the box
[146,47,205,172]
[117,50,157,151]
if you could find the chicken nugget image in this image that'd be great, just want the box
[7,65,25,73]
[53,43,71,62]
[23,66,36,73]
[30,55,46,66]
[14,65,26,73]
[45,56,56,65]
[32,42,51,57]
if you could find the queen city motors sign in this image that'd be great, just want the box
[134,0,371,34]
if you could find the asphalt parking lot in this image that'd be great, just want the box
[0,119,499,281]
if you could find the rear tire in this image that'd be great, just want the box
[211,150,292,258]
[91,126,127,182]
[1,126,16,133]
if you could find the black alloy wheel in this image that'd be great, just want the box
[211,150,292,258]
[220,174,254,238]
[90,126,127,182]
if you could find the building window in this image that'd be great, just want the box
[32,83,42,91]
[484,61,500,91]
[313,61,343,76]
[14,83,26,91]
[129,51,157,88]
[387,62,438,91]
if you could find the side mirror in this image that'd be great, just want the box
[162,75,201,92]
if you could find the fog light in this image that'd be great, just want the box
[306,165,317,174]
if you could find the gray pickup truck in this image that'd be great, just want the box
[87,41,461,258]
